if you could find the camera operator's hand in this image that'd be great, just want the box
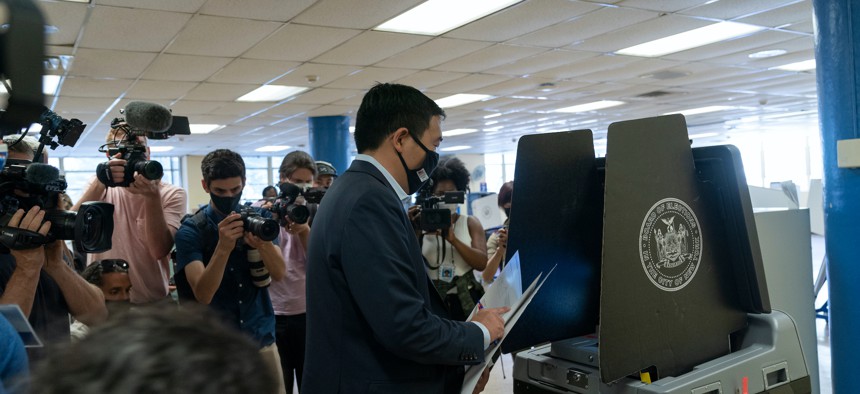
[444,214,460,243]
[107,152,128,186]
[496,227,508,250]
[283,219,309,236]
[243,232,267,249]
[216,212,245,251]
[44,240,69,274]
[407,206,423,239]
[472,306,510,346]
[7,207,51,271]
[126,172,160,198]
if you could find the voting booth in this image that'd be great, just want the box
[506,115,812,393]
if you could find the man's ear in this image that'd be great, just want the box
[391,127,409,153]
[201,179,209,194]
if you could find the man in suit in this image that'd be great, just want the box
[304,83,508,393]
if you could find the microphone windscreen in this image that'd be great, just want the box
[124,101,173,132]
[24,163,60,186]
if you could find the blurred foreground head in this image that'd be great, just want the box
[30,306,277,394]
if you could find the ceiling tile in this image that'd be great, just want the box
[305,105,355,117]
[244,24,362,62]
[427,74,510,95]
[617,0,711,13]
[393,71,471,91]
[59,77,134,98]
[142,54,233,82]
[211,102,277,117]
[96,0,207,13]
[326,67,417,89]
[69,49,158,79]
[125,80,199,100]
[375,38,493,69]
[531,54,642,80]
[199,0,316,21]
[167,15,281,57]
[484,50,599,77]
[509,7,657,48]
[432,45,547,73]
[680,0,802,20]
[287,88,364,105]
[291,0,423,29]
[53,97,118,114]
[477,77,559,96]
[313,31,433,66]
[663,30,799,63]
[445,0,601,42]
[573,58,683,82]
[183,82,260,101]
[79,6,191,52]
[208,59,300,84]
[784,20,813,33]
[737,0,812,27]
[573,15,709,53]
[38,1,88,46]
[272,63,361,87]
[168,100,225,115]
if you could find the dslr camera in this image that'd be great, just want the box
[415,182,465,233]
[269,182,326,226]
[0,160,114,253]
[238,206,279,242]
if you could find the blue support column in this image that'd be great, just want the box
[813,0,860,391]
[308,115,350,176]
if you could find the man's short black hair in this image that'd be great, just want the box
[201,149,245,186]
[354,83,446,153]
[430,156,471,192]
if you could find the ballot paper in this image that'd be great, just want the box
[461,252,555,394]
[0,304,43,347]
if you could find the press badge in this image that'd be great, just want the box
[439,262,455,283]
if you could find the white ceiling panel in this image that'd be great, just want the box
[167,15,281,57]
[244,24,362,62]
[573,15,710,53]
[680,0,803,20]
[432,45,547,73]
[96,0,207,13]
[575,58,683,82]
[375,38,492,70]
[326,67,417,89]
[427,74,510,95]
[484,50,600,77]
[444,0,601,42]
[168,100,225,115]
[785,20,813,33]
[59,77,134,98]
[69,49,157,78]
[393,71,472,91]
[305,105,355,117]
[208,59,300,84]
[234,116,290,127]
[312,31,433,66]
[125,80,199,100]
[272,63,361,87]
[142,54,233,82]
[287,88,364,105]
[199,0,316,22]
[38,1,88,46]
[211,102,278,117]
[182,82,260,101]
[691,36,813,67]
[617,0,714,12]
[509,7,657,48]
[531,55,642,80]
[291,0,423,29]
[472,77,557,96]
[79,6,191,52]
[737,1,812,28]
[53,97,118,114]
[663,30,801,63]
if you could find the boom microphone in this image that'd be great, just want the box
[24,163,65,192]
[123,101,173,132]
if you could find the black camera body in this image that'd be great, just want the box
[238,206,279,242]
[96,141,164,187]
[269,182,326,226]
[416,190,466,233]
[0,160,114,252]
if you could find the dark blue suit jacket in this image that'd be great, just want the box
[303,159,484,394]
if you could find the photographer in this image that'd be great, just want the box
[173,149,286,394]
[313,160,337,188]
[74,125,187,304]
[410,156,488,321]
[483,181,513,286]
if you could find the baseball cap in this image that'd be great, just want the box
[316,161,337,177]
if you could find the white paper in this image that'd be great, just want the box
[0,304,43,347]
[461,252,555,394]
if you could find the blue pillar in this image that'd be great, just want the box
[308,115,350,176]
[813,0,860,391]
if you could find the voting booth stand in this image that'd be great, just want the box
[507,115,812,394]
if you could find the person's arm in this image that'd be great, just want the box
[184,213,244,304]
[0,208,50,317]
[283,220,310,252]
[245,234,285,281]
[128,175,184,259]
[482,229,507,284]
[72,154,126,210]
[44,241,107,326]
[447,216,488,271]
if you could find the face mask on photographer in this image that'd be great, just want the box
[396,131,439,195]
[211,192,242,215]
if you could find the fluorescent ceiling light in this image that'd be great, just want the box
[689,132,720,139]
[237,85,309,102]
[748,49,787,59]
[484,113,502,119]
[442,128,478,137]
[189,124,224,134]
[255,145,291,152]
[772,59,816,71]
[664,106,733,116]
[375,0,522,36]
[440,145,471,152]
[349,126,355,134]
[149,146,174,152]
[554,100,625,113]
[616,22,765,57]
[435,93,492,109]
[43,75,60,95]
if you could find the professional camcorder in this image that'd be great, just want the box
[415,181,465,233]
[96,102,191,187]
[270,182,326,226]
[0,159,114,252]
[238,206,279,242]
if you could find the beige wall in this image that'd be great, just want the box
[182,155,207,213]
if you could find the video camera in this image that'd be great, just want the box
[238,206,279,242]
[96,102,191,187]
[0,159,114,252]
[415,181,465,233]
[270,182,326,226]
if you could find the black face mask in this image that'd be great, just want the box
[211,192,242,215]
[396,132,439,195]
[504,207,511,217]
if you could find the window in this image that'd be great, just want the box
[243,156,274,204]
[51,156,183,205]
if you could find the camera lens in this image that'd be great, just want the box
[244,215,279,241]
[134,160,163,180]
[285,204,310,225]
[44,210,76,240]
[75,202,114,253]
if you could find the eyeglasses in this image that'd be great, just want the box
[98,259,129,273]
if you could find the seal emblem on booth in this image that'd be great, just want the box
[639,197,702,291]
